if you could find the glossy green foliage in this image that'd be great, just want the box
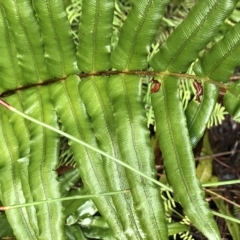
[108,75,168,239]
[194,21,240,82]
[151,76,220,239]
[32,0,78,77]
[111,0,169,70]
[21,87,64,240]
[186,16,240,147]
[0,6,20,91]
[150,0,238,73]
[0,107,38,239]
[185,82,219,147]
[78,76,144,239]
[49,75,128,240]
[1,0,240,239]
[0,0,49,84]
[81,216,115,239]
[0,88,65,239]
[3,94,39,239]
[63,189,96,220]
[148,2,236,239]
[77,0,114,72]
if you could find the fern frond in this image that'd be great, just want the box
[66,0,82,45]
[77,0,114,73]
[1,1,50,84]
[79,76,144,239]
[111,0,169,70]
[178,78,193,110]
[49,75,128,239]
[194,20,240,82]
[0,87,65,239]
[185,82,219,148]
[207,103,228,128]
[4,93,39,238]
[1,0,240,239]
[152,76,220,239]
[150,0,238,72]
[0,108,38,239]
[59,168,80,196]
[58,137,76,167]
[33,0,78,77]
[108,75,168,239]
[0,6,21,91]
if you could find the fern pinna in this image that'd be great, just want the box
[0,0,240,239]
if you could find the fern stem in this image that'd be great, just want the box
[203,179,240,187]
[0,190,129,210]
[0,70,229,98]
[212,211,240,224]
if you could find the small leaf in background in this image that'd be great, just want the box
[196,131,213,184]
[65,225,87,240]
[80,216,114,240]
[65,198,98,225]
[63,188,97,222]
[207,103,228,128]
[167,222,190,237]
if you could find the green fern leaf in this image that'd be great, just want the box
[1,0,240,239]
[77,0,114,72]
[0,0,50,83]
[32,0,78,77]
[5,93,39,238]
[0,108,38,239]
[150,0,238,72]
[78,76,144,239]
[49,75,128,239]
[194,21,240,82]
[111,0,169,70]
[185,82,219,147]
[151,75,220,239]
[108,75,168,239]
[0,6,21,91]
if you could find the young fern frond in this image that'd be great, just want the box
[207,103,228,128]
[178,78,193,110]
[66,0,82,45]
[58,137,76,167]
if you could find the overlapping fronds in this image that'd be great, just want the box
[0,0,240,239]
